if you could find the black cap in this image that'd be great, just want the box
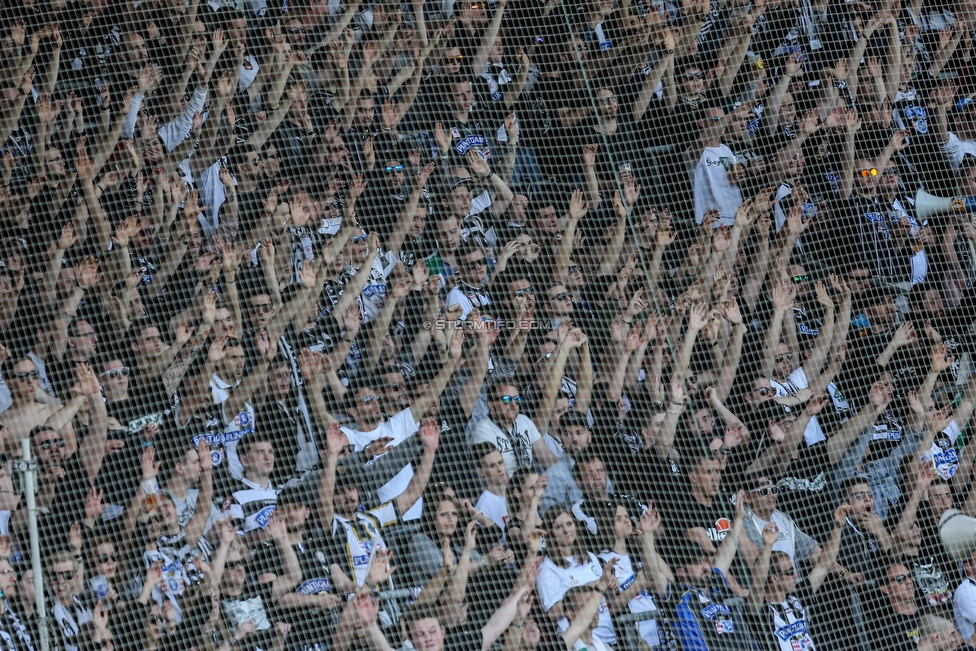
[277,484,314,509]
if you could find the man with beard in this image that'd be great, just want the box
[103,33,162,117]
[446,242,492,319]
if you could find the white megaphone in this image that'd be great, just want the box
[916,189,976,221]
[939,508,976,561]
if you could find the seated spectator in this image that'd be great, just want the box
[597,499,674,650]
[536,506,616,645]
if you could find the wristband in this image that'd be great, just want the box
[838,568,847,578]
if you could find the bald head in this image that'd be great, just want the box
[918,615,962,651]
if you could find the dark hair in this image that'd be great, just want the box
[839,477,871,501]
[486,380,519,402]
[237,431,274,460]
[471,442,500,466]
[456,241,485,261]
[571,450,605,481]
[506,467,539,516]
[909,281,941,314]
[402,604,443,635]
[541,506,592,568]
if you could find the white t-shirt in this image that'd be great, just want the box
[693,143,743,226]
[210,374,256,480]
[954,577,976,643]
[470,414,542,476]
[446,284,492,320]
[476,490,509,530]
[598,552,664,648]
[771,367,826,446]
[342,408,423,520]
[536,552,615,645]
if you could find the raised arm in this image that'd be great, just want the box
[714,489,746,575]
[183,440,213,549]
[394,418,439,515]
[809,505,851,592]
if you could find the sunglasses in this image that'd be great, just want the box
[859,168,879,177]
[51,570,76,582]
[386,382,403,392]
[148,616,165,625]
[598,95,616,104]
[445,53,464,61]
[251,303,273,314]
[361,394,380,404]
[100,367,130,379]
[385,164,404,173]
[463,258,487,270]
[791,275,810,283]
[775,353,794,363]
[352,235,367,243]
[499,395,522,404]
[882,167,899,176]
[755,386,773,396]
[551,292,571,301]
[684,71,705,80]
[890,574,911,584]
[512,286,535,298]
[567,265,581,274]
[38,439,66,450]
[225,560,246,570]
[773,566,796,577]
[750,486,779,497]
[97,554,116,564]
[289,27,307,34]
[15,371,39,381]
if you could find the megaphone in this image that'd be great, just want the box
[916,189,976,221]
[939,508,976,561]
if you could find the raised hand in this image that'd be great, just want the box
[419,417,440,451]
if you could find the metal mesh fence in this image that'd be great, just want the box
[0,0,972,650]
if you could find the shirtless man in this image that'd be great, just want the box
[1,355,83,456]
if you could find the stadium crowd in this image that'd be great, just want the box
[4,0,976,648]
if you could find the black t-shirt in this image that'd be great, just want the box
[252,538,339,642]
[220,581,278,651]
[107,380,171,434]
[869,607,919,651]
[775,440,835,543]
[430,403,483,501]
[41,453,91,555]
[668,493,736,550]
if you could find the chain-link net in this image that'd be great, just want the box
[0,0,973,650]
